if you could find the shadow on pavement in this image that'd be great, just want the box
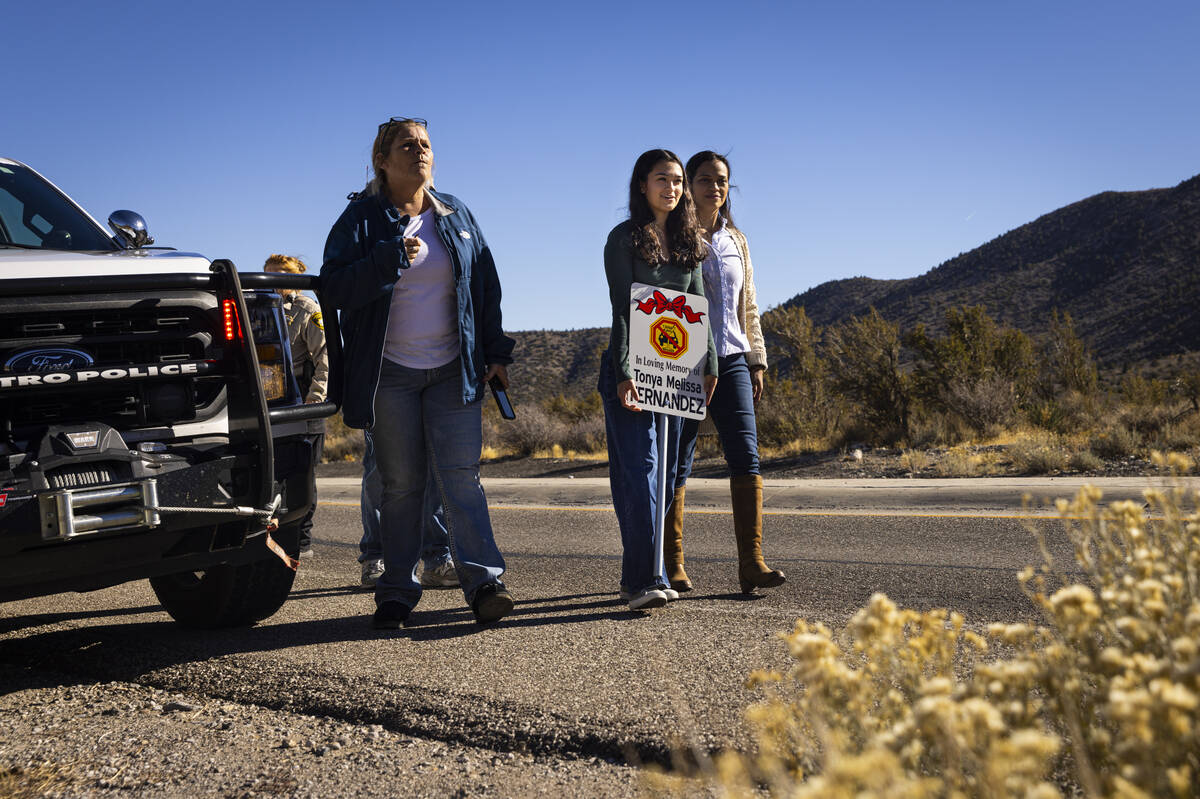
[0,603,164,636]
[400,591,658,641]
[690,591,770,602]
[0,588,672,688]
[288,585,369,600]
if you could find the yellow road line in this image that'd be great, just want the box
[318,500,1073,520]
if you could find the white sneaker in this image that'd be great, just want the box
[627,588,668,611]
[360,559,384,589]
[620,586,677,602]
[420,559,460,588]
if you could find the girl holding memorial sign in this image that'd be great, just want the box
[666,151,785,595]
[599,149,718,611]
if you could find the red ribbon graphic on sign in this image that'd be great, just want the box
[635,290,705,323]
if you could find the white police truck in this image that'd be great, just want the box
[0,158,339,627]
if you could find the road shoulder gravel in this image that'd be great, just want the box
[0,664,642,798]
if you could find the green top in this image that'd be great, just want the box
[603,220,719,383]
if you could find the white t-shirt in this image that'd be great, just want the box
[383,209,460,368]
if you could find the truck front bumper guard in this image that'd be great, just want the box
[2,261,340,542]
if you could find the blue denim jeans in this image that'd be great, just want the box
[359,429,452,567]
[370,357,504,609]
[676,352,760,488]
[598,350,679,594]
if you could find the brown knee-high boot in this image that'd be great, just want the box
[731,474,786,593]
[663,486,693,592]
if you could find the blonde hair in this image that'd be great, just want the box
[363,118,429,197]
[263,254,307,274]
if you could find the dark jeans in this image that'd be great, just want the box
[598,350,679,593]
[370,357,504,609]
[676,352,760,488]
[359,429,452,567]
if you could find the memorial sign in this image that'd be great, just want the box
[628,282,709,420]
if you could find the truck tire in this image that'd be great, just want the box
[149,525,299,628]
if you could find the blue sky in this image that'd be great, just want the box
[5,1,1198,331]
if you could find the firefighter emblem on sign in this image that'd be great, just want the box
[650,317,687,360]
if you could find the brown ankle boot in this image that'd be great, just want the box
[663,486,693,592]
[731,474,786,594]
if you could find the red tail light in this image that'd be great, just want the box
[222,299,243,341]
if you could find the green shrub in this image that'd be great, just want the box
[1067,449,1103,472]
[1156,419,1200,451]
[1027,399,1071,434]
[760,305,842,447]
[1089,426,1140,460]
[907,305,1036,433]
[1027,391,1101,436]
[321,411,364,462]
[1122,404,1179,438]
[1121,374,1170,407]
[942,375,1021,435]
[1176,369,1200,414]
[481,391,607,456]
[935,448,979,477]
[544,391,601,423]
[906,412,972,448]
[1009,436,1069,474]
[495,405,565,456]
[1037,310,1099,400]
[755,380,807,448]
[898,449,930,475]
[558,416,605,453]
[825,308,913,444]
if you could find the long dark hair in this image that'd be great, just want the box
[685,150,735,228]
[627,149,706,267]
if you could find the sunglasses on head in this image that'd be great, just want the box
[378,117,428,135]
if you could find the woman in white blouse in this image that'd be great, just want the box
[666,151,785,595]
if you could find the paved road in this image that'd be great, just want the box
[0,475,1183,796]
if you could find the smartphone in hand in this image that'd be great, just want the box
[396,215,412,269]
[489,375,515,420]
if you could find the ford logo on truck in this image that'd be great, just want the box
[4,348,95,373]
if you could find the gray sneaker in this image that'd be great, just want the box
[360,559,384,589]
[419,559,459,588]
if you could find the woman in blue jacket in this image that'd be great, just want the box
[320,117,515,629]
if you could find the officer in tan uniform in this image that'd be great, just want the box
[264,254,329,558]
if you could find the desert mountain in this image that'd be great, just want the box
[508,173,1200,402]
[783,174,1200,368]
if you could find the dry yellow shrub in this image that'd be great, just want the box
[707,453,1200,798]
